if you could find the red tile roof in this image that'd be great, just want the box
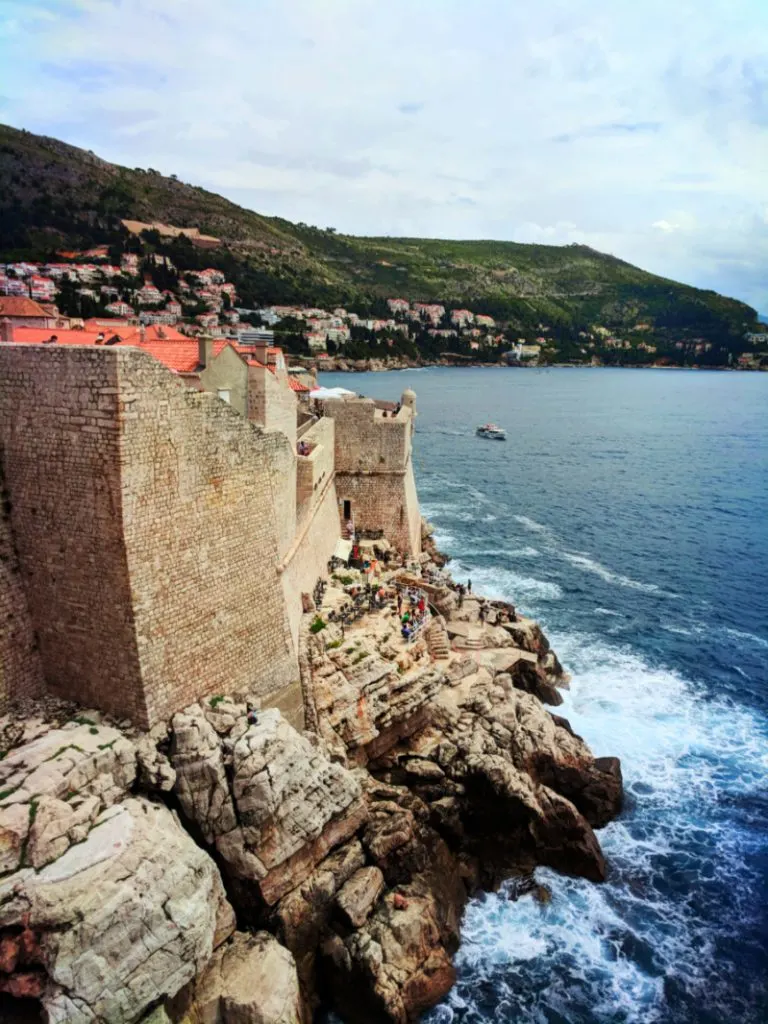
[287,376,311,392]
[0,296,53,318]
[10,328,110,346]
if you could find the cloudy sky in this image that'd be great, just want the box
[2,0,767,312]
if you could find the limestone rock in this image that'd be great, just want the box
[394,672,619,882]
[176,931,303,1024]
[336,866,385,928]
[275,839,366,1004]
[0,722,136,810]
[136,735,176,793]
[0,798,235,1024]
[0,802,30,874]
[322,892,456,1024]
[171,705,237,843]
[217,709,368,906]
[0,723,136,873]
[26,793,101,869]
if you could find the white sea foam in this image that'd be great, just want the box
[722,626,768,649]
[451,563,563,603]
[513,514,551,534]
[464,546,540,559]
[426,631,768,1024]
[560,551,676,596]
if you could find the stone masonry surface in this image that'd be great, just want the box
[0,496,43,710]
[0,346,300,727]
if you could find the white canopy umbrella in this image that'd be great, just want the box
[309,386,357,400]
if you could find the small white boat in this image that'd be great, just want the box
[476,423,506,440]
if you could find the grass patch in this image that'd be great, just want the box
[89,727,99,735]
[45,743,84,762]
[326,639,343,650]
[333,574,355,585]
[98,740,116,751]
[352,652,369,665]
[345,647,355,654]
[0,785,20,801]
[73,716,96,726]
[310,616,326,634]
[209,695,226,708]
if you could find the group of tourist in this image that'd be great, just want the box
[297,440,311,456]
[397,587,428,642]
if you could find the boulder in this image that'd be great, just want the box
[0,723,136,874]
[0,798,235,1024]
[216,710,368,906]
[336,867,385,928]
[322,891,456,1024]
[173,931,303,1024]
[170,706,237,844]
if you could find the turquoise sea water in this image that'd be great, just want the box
[320,367,768,1024]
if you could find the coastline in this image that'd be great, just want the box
[0,520,624,1024]
[316,357,765,373]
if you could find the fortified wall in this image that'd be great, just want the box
[0,346,301,728]
[0,346,420,729]
[323,390,422,557]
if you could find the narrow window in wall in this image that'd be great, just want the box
[217,389,231,404]
[343,500,351,520]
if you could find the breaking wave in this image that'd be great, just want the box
[559,551,675,596]
[426,632,768,1024]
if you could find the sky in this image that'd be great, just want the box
[1,0,767,312]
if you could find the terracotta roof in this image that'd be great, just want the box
[287,377,311,392]
[10,328,112,346]
[0,296,53,318]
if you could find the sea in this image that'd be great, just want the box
[319,366,768,1024]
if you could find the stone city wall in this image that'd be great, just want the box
[117,349,299,727]
[322,398,421,556]
[247,365,298,447]
[0,495,44,711]
[0,346,300,728]
[296,417,335,515]
[0,346,148,721]
[323,398,411,476]
[333,462,421,557]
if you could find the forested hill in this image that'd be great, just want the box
[0,122,758,344]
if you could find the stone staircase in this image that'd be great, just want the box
[426,619,451,660]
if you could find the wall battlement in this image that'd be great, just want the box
[323,390,421,556]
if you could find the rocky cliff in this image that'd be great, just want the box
[0,527,622,1023]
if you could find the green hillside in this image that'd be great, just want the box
[0,122,759,353]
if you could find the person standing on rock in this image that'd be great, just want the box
[467,579,472,594]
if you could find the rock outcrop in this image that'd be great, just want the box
[170,705,368,909]
[371,667,622,884]
[0,538,623,1024]
[0,719,136,873]
[0,798,235,1023]
[170,931,303,1024]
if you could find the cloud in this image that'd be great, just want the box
[553,121,662,143]
[398,102,424,115]
[0,0,767,311]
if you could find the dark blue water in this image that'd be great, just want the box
[321,367,768,1024]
